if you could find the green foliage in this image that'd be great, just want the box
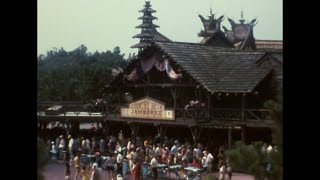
[263,90,283,180]
[226,141,267,177]
[37,45,128,102]
[226,90,283,180]
[38,137,49,180]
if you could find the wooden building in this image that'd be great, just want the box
[101,1,282,148]
[37,1,282,149]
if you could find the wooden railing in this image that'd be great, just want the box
[37,103,106,117]
[37,103,272,121]
[177,108,272,122]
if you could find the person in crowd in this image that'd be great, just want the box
[131,158,142,180]
[99,138,105,154]
[150,155,158,180]
[81,166,89,180]
[59,135,66,160]
[116,151,123,176]
[217,150,226,168]
[204,150,214,173]
[192,156,201,168]
[226,163,232,180]
[68,135,74,159]
[219,161,226,180]
[90,163,100,180]
[50,141,57,160]
[64,151,71,179]
[74,152,81,180]
[105,153,117,180]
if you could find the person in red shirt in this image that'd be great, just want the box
[131,160,142,180]
[192,157,201,168]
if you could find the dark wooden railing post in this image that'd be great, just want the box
[228,126,232,149]
[241,126,246,143]
[241,94,245,121]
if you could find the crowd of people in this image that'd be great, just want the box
[42,125,234,180]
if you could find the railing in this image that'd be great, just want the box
[38,103,272,121]
[209,108,272,121]
[37,103,107,117]
[245,109,272,121]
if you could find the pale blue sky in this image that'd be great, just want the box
[37,0,282,57]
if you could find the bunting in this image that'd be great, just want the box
[124,55,182,81]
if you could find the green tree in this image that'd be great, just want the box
[37,137,49,180]
[37,45,128,102]
[226,90,282,180]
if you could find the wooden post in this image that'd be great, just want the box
[241,95,245,121]
[241,126,246,143]
[189,126,202,145]
[207,92,211,121]
[170,88,177,109]
[129,123,139,147]
[159,126,168,143]
[103,120,109,137]
[228,126,232,149]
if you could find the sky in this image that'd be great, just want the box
[37,0,282,58]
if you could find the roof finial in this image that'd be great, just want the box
[241,9,244,19]
[210,0,213,16]
[240,9,245,24]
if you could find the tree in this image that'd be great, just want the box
[38,137,49,180]
[37,45,128,102]
[226,90,283,180]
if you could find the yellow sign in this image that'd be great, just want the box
[120,97,175,120]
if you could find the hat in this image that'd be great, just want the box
[68,135,71,138]
[51,141,54,144]
[92,163,98,168]
[203,151,208,155]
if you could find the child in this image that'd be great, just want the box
[81,166,89,180]
[219,161,226,180]
[226,163,232,180]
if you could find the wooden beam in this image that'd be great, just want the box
[228,126,232,149]
[124,84,197,88]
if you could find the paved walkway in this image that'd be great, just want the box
[41,161,254,180]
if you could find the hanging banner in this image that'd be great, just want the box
[120,97,175,120]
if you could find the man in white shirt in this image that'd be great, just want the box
[90,163,100,180]
[68,135,74,162]
[116,151,123,176]
[150,156,158,180]
[204,150,214,172]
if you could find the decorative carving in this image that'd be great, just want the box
[198,13,224,37]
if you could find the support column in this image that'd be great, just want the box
[228,126,232,150]
[128,123,139,147]
[207,92,211,121]
[241,126,246,143]
[241,95,245,121]
[189,126,202,145]
[156,125,168,143]
[43,121,48,135]
[170,88,177,109]
[102,120,110,137]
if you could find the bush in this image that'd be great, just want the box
[38,137,49,180]
[226,141,282,180]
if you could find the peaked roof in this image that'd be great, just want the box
[112,42,275,93]
[152,42,273,93]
